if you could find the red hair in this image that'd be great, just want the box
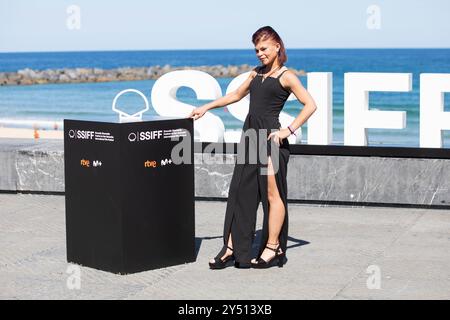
[252,26,287,65]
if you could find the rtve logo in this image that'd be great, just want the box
[128,130,163,142]
[144,160,157,168]
[80,159,90,168]
[69,130,94,140]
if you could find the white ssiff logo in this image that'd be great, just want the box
[128,130,163,142]
[68,129,94,140]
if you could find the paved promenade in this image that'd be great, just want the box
[0,193,449,300]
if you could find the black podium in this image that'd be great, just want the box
[64,118,195,274]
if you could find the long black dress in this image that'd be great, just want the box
[222,66,291,264]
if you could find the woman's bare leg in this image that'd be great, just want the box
[252,156,285,263]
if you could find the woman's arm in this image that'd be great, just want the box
[268,70,317,145]
[282,70,317,131]
[188,68,258,120]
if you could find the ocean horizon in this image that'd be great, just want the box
[1,48,450,147]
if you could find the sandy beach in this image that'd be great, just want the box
[0,127,63,139]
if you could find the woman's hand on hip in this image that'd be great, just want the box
[268,128,291,146]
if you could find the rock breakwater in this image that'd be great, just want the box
[0,64,306,86]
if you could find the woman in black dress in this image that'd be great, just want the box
[189,26,317,269]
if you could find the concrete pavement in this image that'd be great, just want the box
[0,193,449,300]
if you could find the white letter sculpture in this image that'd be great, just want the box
[151,70,224,142]
[307,72,333,145]
[344,73,412,146]
[420,74,450,148]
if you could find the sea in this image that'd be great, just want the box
[1,49,450,147]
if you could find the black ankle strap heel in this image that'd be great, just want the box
[251,243,286,269]
[209,245,235,270]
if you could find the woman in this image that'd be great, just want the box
[188,26,317,269]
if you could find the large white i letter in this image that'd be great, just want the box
[307,72,333,145]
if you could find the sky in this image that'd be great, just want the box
[1,0,450,52]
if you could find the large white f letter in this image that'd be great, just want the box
[420,74,450,148]
[344,73,412,146]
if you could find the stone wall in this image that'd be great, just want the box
[1,138,449,207]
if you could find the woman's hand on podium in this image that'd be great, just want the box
[188,106,208,121]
